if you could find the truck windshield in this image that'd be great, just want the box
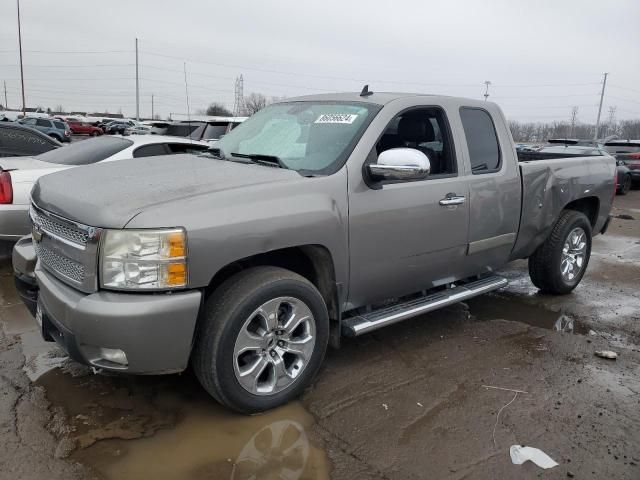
[215,102,380,175]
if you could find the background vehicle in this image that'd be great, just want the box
[67,120,103,136]
[604,140,640,187]
[165,117,247,144]
[13,92,615,413]
[105,120,132,135]
[125,124,152,135]
[0,135,209,240]
[0,122,61,158]
[142,121,171,135]
[17,117,71,143]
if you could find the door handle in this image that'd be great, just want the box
[439,194,466,206]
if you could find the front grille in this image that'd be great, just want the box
[34,242,85,283]
[30,205,89,246]
[31,203,101,293]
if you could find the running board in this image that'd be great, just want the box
[342,276,508,337]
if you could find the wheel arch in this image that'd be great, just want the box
[204,245,342,348]
[563,196,599,229]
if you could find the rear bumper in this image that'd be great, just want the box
[0,205,30,240]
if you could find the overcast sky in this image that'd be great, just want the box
[1,0,639,122]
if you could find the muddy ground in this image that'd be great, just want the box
[0,192,639,480]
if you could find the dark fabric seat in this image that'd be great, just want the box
[396,116,441,174]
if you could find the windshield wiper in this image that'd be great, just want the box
[200,146,227,160]
[230,153,286,169]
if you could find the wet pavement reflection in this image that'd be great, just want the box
[38,368,329,480]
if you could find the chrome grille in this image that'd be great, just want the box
[30,202,101,293]
[34,242,85,283]
[30,205,89,246]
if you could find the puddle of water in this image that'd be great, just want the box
[37,369,330,480]
[465,293,589,335]
[0,301,67,381]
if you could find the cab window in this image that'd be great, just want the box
[375,108,457,176]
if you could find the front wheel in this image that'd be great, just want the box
[528,210,592,294]
[193,266,329,413]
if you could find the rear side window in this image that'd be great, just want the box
[460,108,501,174]
[37,136,133,165]
[53,121,66,130]
[133,143,168,158]
[36,119,51,127]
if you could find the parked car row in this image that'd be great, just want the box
[0,134,210,240]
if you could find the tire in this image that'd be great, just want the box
[617,174,631,195]
[528,210,592,294]
[90,131,99,137]
[192,266,329,413]
[48,133,61,141]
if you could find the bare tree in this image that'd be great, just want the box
[206,102,232,116]
[243,93,268,115]
[54,104,64,114]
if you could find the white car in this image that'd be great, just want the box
[0,135,210,240]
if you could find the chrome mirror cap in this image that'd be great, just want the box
[367,148,431,181]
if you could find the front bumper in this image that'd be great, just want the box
[14,237,203,374]
[0,204,30,241]
[36,267,202,373]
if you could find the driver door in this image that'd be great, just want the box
[347,107,470,308]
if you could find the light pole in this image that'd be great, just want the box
[17,0,26,115]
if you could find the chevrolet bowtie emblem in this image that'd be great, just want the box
[32,224,43,242]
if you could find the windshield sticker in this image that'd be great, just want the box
[314,114,359,124]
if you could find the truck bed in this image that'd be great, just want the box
[510,155,615,260]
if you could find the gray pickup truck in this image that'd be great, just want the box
[13,92,615,413]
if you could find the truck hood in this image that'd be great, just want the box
[31,154,304,228]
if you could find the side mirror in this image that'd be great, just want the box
[367,148,431,181]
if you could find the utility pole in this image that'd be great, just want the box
[594,72,608,141]
[16,0,26,115]
[483,80,491,101]
[151,94,154,119]
[135,38,139,121]
[570,106,578,137]
[3,81,7,109]
[183,63,191,122]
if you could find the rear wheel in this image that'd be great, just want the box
[618,174,632,195]
[90,131,99,137]
[193,266,329,413]
[48,133,61,141]
[528,210,592,294]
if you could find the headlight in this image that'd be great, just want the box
[100,228,187,290]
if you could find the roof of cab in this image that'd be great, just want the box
[277,92,494,109]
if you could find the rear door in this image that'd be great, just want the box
[458,106,520,271]
[347,106,470,307]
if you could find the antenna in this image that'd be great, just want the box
[360,85,373,97]
[483,81,491,101]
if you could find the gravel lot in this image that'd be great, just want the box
[0,191,639,480]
